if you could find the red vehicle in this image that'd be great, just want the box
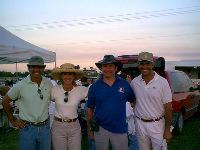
[116,55,200,133]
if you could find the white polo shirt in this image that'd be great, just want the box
[51,85,88,119]
[126,102,136,135]
[130,72,172,119]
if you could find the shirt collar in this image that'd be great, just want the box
[98,74,120,83]
[139,71,158,82]
[25,74,45,85]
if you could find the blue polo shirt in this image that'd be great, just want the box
[87,75,135,133]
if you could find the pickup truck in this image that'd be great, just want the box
[116,55,200,134]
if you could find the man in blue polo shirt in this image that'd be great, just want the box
[87,55,135,150]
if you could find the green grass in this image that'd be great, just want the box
[168,113,200,150]
[0,114,199,150]
[0,128,18,150]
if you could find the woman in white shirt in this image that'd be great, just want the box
[51,63,88,150]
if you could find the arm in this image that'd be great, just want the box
[87,107,94,139]
[2,95,25,128]
[163,102,173,142]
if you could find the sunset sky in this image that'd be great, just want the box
[0,0,200,72]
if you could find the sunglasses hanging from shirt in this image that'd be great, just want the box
[64,91,68,102]
[37,88,43,100]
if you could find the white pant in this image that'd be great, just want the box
[135,118,167,150]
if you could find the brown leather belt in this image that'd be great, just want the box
[54,116,78,123]
[136,116,164,122]
[22,119,48,126]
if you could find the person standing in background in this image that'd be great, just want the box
[126,102,138,150]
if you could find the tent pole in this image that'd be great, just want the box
[16,62,18,72]
[55,52,56,67]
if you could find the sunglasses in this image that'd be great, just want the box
[138,61,152,65]
[28,65,45,69]
[64,91,68,103]
[37,88,43,100]
[61,72,75,76]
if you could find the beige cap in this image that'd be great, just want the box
[138,52,153,62]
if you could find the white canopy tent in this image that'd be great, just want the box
[0,26,56,71]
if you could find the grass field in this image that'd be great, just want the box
[0,113,199,150]
[168,113,200,150]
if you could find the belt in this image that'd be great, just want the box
[22,119,48,126]
[136,116,164,122]
[54,116,78,123]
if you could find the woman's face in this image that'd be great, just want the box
[61,72,75,85]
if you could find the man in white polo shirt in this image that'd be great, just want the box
[130,52,172,150]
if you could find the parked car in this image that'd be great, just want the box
[116,55,200,134]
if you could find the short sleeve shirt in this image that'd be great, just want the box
[51,85,88,119]
[130,72,172,119]
[7,75,53,122]
[87,75,135,133]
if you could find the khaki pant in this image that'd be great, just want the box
[94,126,128,150]
[51,119,81,150]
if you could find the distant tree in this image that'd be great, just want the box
[0,71,14,77]
[14,72,29,77]
[0,71,29,77]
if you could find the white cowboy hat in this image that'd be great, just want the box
[51,63,84,80]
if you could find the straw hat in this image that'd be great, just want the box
[51,63,84,80]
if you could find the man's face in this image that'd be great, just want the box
[138,61,154,76]
[28,65,45,78]
[101,63,117,78]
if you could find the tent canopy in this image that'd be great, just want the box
[0,26,56,64]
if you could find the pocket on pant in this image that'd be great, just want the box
[151,120,165,134]
[20,124,30,132]
[51,121,61,134]
[72,121,81,132]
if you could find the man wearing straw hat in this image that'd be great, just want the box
[87,55,136,150]
[2,56,53,150]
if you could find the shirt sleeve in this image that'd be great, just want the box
[80,86,89,99]
[162,79,172,104]
[51,86,56,102]
[86,85,96,109]
[7,84,20,101]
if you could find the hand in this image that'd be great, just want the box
[126,75,132,83]
[163,128,172,142]
[12,119,26,129]
[88,130,94,140]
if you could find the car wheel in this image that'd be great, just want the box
[175,112,184,134]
